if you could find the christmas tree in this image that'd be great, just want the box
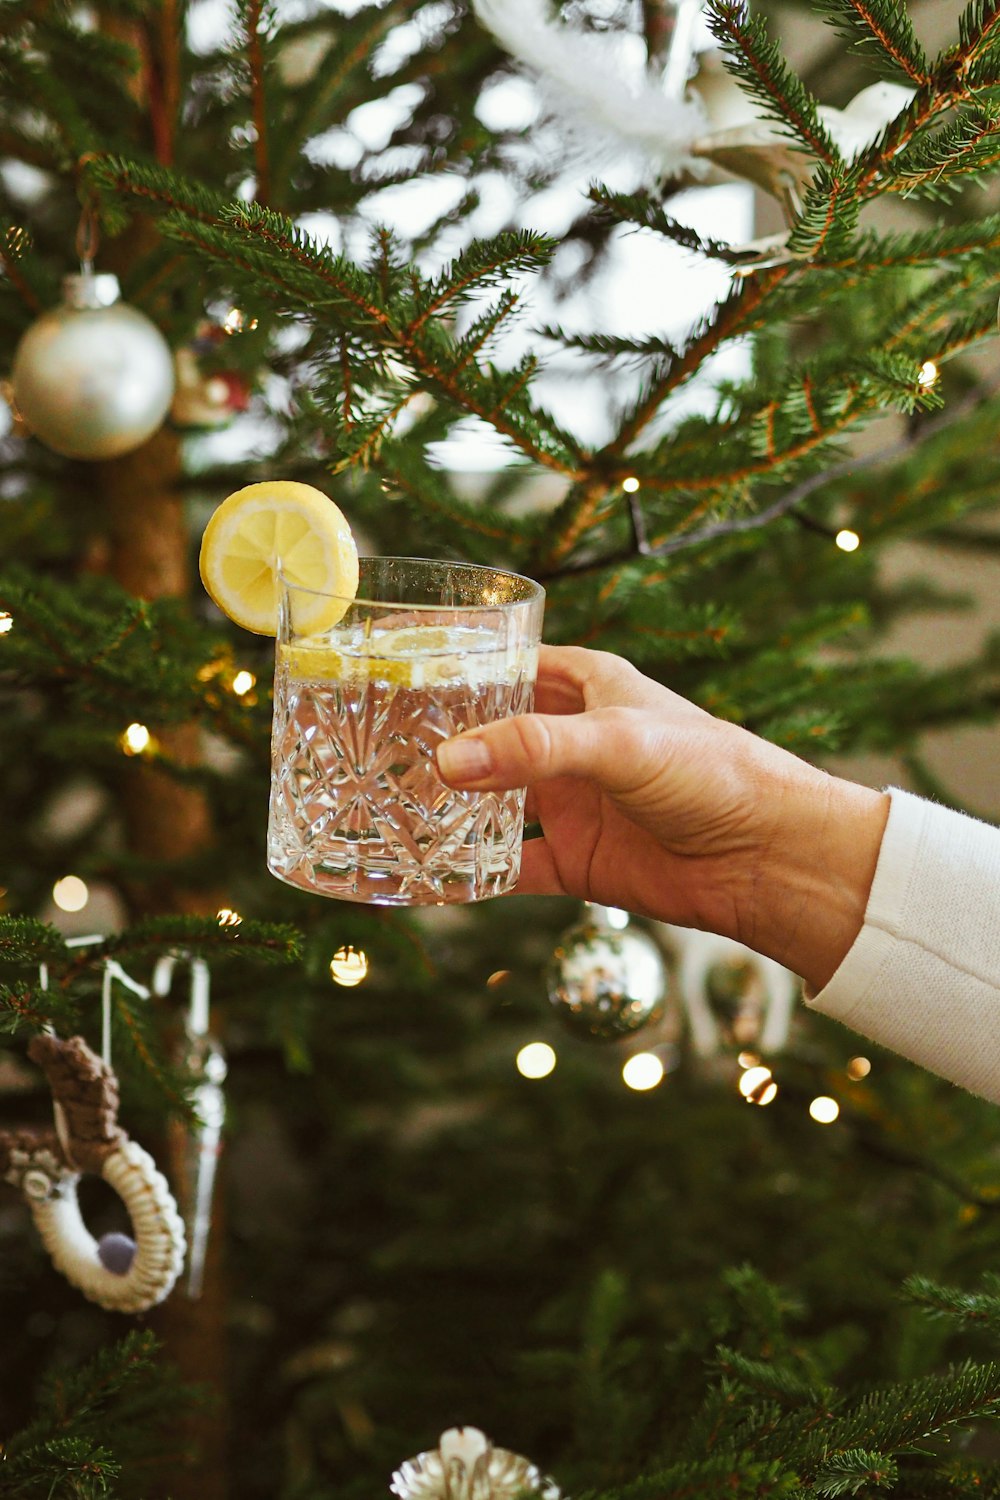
[3,0,1000,1495]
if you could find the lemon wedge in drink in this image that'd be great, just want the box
[282,623,529,688]
[198,481,359,635]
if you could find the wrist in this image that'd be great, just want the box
[741,767,890,993]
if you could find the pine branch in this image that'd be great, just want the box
[811,1448,899,1495]
[408,230,554,332]
[0,917,70,965]
[103,915,302,967]
[905,1274,1000,1336]
[950,0,1000,73]
[706,0,842,165]
[813,0,932,85]
[876,105,1000,198]
[587,186,744,262]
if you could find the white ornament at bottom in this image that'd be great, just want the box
[391,1427,562,1500]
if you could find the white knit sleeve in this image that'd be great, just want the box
[806,786,1000,1103]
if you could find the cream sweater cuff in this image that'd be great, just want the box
[805,787,1000,1103]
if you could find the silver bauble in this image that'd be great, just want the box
[12,272,175,460]
[391,1426,561,1500]
[546,905,667,1041]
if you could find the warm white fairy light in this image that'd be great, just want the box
[604,907,630,930]
[487,969,511,989]
[223,307,258,335]
[231,669,256,697]
[918,359,939,389]
[739,1064,778,1106]
[737,1051,760,1070]
[120,722,152,756]
[809,1095,840,1124]
[217,907,243,928]
[835,528,861,553]
[622,1052,664,1092]
[622,476,641,494]
[52,875,89,913]
[516,1042,556,1079]
[846,1056,871,1081]
[0,612,12,635]
[330,945,369,987]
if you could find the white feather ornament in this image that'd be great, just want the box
[471,0,708,180]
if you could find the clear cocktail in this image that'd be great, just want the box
[267,559,544,905]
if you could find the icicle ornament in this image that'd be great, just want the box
[153,953,228,1299]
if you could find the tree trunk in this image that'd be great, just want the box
[98,425,230,1500]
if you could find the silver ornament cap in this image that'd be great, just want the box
[547,905,667,1041]
[391,1426,562,1500]
[11,270,175,460]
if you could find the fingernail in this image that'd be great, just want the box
[437,737,493,782]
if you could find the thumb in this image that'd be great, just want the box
[436,708,634,792]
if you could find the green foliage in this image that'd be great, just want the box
[6,0,1000,1496]
[1,1331,191,1498]
[813,0,931,83]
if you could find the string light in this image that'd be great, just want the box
[737,1050,760,1070]
[0,612,12,635]
[231,670,256,697]
[622,1052,664,1091]
[622,476,641,494]
[846,1056,871,1080]
[216,908,242,928]
[918,359,939,389]
[516,1042,556,1079]
[120,722,153,756]
[329,946,369,987]
[223,307,258,335]
[739,1064,778,1106]
[835,528,861,553]
[52,875,89,913]
[809,1096,840,1124]
[486,969,511,989]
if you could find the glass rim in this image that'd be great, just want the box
[277,555,545,611]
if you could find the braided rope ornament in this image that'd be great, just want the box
[1,1035,186,1314]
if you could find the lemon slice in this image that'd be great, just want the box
[281,624,537,689]
[198,481,359,635]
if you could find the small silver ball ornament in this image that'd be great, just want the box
[547,905,667,1041]
[12,271,175,460]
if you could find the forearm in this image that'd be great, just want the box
[737,761,890,993]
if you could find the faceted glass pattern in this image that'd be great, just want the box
[267,559,544,906]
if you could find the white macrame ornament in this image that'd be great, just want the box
[1,1031,186,1314]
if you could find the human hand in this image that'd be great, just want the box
[436,645,889,991]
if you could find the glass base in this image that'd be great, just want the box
[266,836,522,906]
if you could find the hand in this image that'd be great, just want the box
[436,646,889,991]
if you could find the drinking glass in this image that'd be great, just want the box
[267,557,545,905]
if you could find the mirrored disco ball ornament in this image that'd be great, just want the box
[391,1426,562,1500]
[11,271,175,459]
[547,905,667,1040]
